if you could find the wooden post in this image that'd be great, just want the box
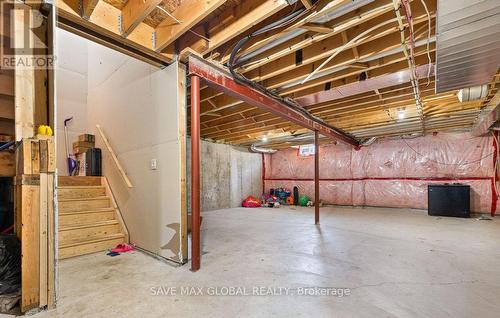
[14,5,35,140]
[315,130,320,225]
[47,173,56,309]
[18,180,41,311]
[191,75,201,271]
[39,173,48,307]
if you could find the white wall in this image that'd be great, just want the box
[55,29,88,175]
[56,29,186,263]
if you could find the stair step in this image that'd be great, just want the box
[58,197,110,212]
[59,220,121,243]
[59,233,125,259]
[58,186,106,199]
[58,176,102,187]
[59,208,116,226]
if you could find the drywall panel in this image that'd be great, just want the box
[86,41,186,263]
[55,29,88,175]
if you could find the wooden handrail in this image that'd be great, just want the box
[95,124,133,188]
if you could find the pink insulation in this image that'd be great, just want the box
[263,133,498,214]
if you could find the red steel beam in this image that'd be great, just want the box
[314,130,320,225]
[190,75,201,271]
[188,55,358,147]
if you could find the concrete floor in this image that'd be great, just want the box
[34,206,500,318]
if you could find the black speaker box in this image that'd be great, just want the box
[85,148,102,176]
[428,184,470,218]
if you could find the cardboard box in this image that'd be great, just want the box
[73,141,95,155]
[78,134,95,143]
[72,141,95,149]
[73,146,91,155]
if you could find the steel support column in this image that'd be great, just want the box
[314,130,320,224]
[190,75,201,271]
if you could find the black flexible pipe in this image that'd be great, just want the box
[227,6,356,141]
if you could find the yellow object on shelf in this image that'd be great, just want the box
[37,125,53,136]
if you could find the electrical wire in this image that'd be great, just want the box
[227,4,357,143]
[393,0,425,131]
[419,0,432,86]
[300,17,398,84]
[403,138,495,166]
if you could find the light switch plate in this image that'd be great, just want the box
[150,159,158,170]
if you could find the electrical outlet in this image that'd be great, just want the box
[150,159,158,170]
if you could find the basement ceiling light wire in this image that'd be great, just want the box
[156,6,182,24]
[392,0,425,131]
[227,4,357,144]
[300,17,399,84]
[419,0,432,86]
[402,137,495,166]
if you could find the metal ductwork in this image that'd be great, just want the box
[435,0,500,93]
[249,144,277,154]
[457,85,489,102]
[471,90,500,136]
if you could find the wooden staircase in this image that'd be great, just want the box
[57,176,128,259]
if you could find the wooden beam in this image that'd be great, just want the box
[0,95,15,119]
[198,32,435,115]
[14,7,35,140]
[301,22,333,33]
[0,73,15,96]
[350,62,369,69]
[300,0,313,9]
[39,173,48,307]
[198,68,436,140]
[60,0,80,15]
[218,0,374,64]
[200,0,290,54]
[296,64,434,107]
[82,0,100,19]
[155,0,227,52]
[57,7,171,67]
[188,55,358,146]
[18,183,41,312]
[0,152,15,176]
[47,174,55,309]
[121,0,162,37]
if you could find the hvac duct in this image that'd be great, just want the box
[249,144,277,154]
[435,0,500,92]
[457,85,489,103]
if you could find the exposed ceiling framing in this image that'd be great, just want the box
[53,0,500,148]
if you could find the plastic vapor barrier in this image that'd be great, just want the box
[263,133,498,214]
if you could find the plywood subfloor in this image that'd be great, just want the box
[34,206,500,317]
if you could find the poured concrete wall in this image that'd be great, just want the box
[187,140,262,211]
